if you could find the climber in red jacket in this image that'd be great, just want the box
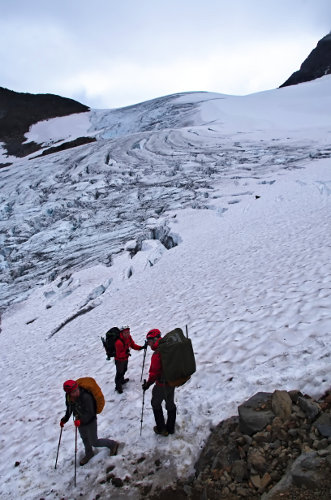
[114,326,144,394]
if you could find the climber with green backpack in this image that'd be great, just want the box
[60,378,119,466]
[142,327,196,436]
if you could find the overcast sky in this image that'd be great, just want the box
[1,0,330,109]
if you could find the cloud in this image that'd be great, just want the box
[45,35,319,108]
[0,0,330,107]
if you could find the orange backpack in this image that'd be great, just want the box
[76,377,105,414]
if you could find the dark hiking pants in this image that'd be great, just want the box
[79,418,116,457]
[115,360,128,390]
[151,384,177,433]
[151,384,176,412]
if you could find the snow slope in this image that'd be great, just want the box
[0,76,330,499]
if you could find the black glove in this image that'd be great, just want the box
[142,380,152,391]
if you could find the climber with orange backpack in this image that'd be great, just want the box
[60,378,119,466]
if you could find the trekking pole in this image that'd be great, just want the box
[140,383,146,436]
[54,426,63,469]
[74,426,77,487]
[185,324,188,338]
[140,342,147,382]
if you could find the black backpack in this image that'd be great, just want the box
[158,327,196,387]
[101,327,121,359]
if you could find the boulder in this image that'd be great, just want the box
[298,396,321,420]
[238,392,274,435]
[291,451,325,489]
[314,413,331,437]
[262,452,327,498]
[271,390,292,421]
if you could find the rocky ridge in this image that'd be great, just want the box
[0,86,89,159]
[280,32,331,88]
[146,388,331,499]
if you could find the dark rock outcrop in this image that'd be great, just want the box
[148,388,331,499]
[0,87,89,157]
[32,136,96,158]
[280,33,331,88]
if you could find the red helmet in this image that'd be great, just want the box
[63,380,78,393]
[146,328,161,340]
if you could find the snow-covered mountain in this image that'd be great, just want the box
[0,74,330,499]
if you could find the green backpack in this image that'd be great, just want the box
[158,327,196,387]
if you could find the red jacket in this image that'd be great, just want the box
[147,339,165,386]
[115,333,142,361]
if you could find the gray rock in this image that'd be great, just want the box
[297,396,321,420]
[262,451,324,498]
[314,413,331,437]
[291,451,324,489]
[316,438,329,450]
[288,390,303,403]
[231,460,248,482]
[261,466,292,499]
[317,449,330,457]
[238,392,274,435]
[243,434,252,445]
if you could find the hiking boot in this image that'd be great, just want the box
[110,442,119,456]
[153,426,168,437]
[115,386,123,394]
[80,451,94,466]
[122,378,129,384]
